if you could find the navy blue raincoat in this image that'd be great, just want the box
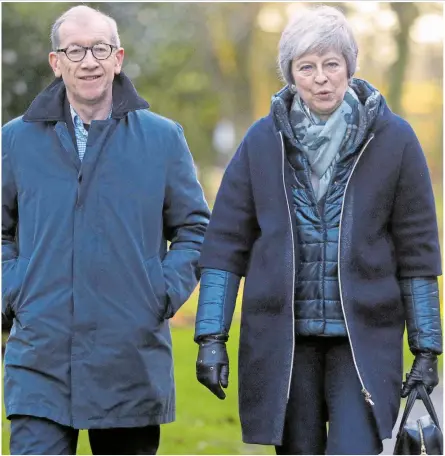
[2,73,210,429]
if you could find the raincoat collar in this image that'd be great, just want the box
[23,71,149,122]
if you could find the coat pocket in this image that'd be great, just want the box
[2,256,30,316]
[143,256,168,320]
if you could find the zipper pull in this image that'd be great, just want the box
[361,388,374,405]
[418,420,427,454]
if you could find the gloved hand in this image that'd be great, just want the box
[401,352,439,397]
[196,334,229,400]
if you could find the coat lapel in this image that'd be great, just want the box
[54,122,81,171]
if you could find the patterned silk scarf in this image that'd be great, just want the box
[272,79,382,202]
[289,87,364,201]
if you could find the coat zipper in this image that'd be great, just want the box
[417,419,427,454]
[279,132,296,399]
[338,133,375,406]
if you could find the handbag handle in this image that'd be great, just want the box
[397,387,418,436]
[416,384,441,431]
[397,384,441,437]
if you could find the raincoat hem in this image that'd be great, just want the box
[6,402,71,427]
[6,403,176,429]
[74,409,176,429]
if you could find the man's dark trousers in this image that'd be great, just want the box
[10,415,160,455]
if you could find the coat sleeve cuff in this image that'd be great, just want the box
[194,268,241,341]
[400,277,443,355]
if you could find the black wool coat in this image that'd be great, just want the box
[199,100,441,445]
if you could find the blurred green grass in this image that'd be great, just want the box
[1,287,441,454]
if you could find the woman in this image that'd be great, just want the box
[194,6,442,455]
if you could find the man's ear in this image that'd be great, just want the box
[49,52,62,78]
[114,48,125,75]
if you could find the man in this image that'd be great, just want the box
[2,5,210,455]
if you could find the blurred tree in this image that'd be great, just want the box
[387,2,419,115]
[105,2,221,169]
[1,2,442,177]
[2,3,65,121]
[196,3,263,137]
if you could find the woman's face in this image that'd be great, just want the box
[291,50,349,121]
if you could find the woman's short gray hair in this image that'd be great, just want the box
[50,5,121,51]
[278,5,358,85]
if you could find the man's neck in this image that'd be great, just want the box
[67,94,112,124]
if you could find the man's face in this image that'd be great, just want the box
[49,13,124,108]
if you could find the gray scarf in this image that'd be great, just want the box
[272,79,382,201]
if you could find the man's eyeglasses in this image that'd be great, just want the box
[56,43,117,62]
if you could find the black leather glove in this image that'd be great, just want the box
[401,352,439,397]
[196,334,229,400]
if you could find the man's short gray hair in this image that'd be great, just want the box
[50,5,121,51]
[278,5,358,85]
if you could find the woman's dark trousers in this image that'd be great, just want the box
[275,336,383,455]
[9,415,160,455]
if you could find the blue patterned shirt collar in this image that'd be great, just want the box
[69,104,113,128]
[69,105,112,161]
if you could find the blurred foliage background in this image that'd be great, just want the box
[1,2,443,455]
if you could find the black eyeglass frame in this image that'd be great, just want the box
[56,43,117,62]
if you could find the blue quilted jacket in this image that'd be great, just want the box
[287,136,352,336]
